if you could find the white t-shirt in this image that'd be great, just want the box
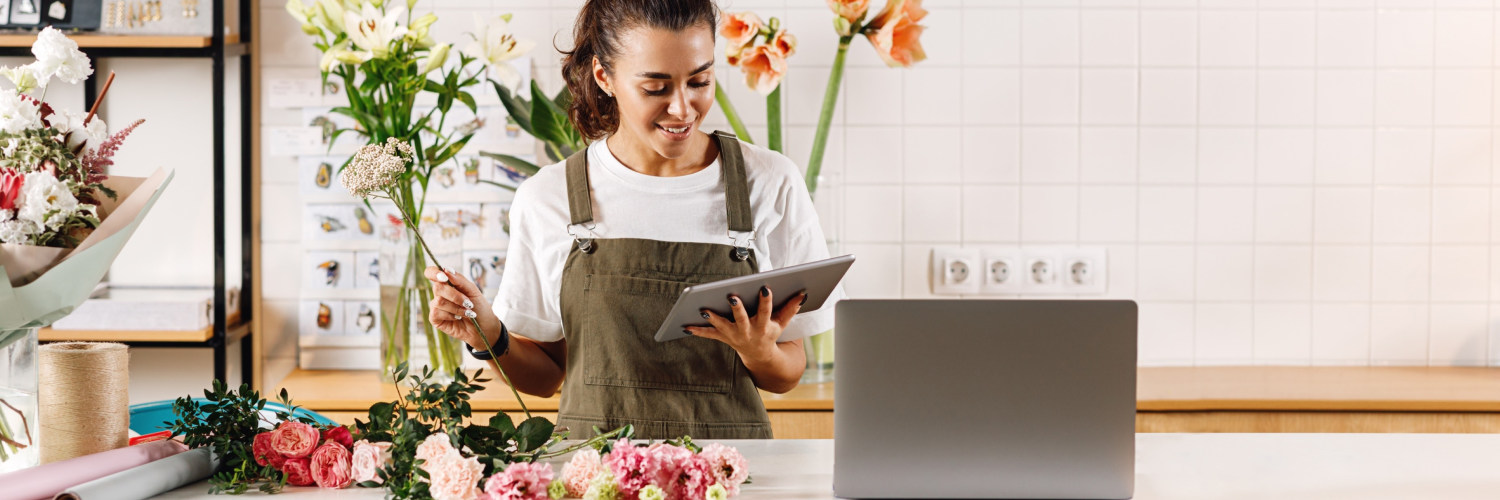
[491,134,842,343]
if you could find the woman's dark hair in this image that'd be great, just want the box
[561,0,719,141]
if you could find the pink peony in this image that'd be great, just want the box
[252,432,287,468]
[738,44,787,96]
[864,0,927,68]
[426,453,487,500]
[416,433,458,467]
[482,461,555,500]
[351,440,392,485]
[310,441,354,489]
[0,168,21,212]
[322,426,354,448]
[699,444,750,496]
[719,11,763,64]
[562,448,603,498]
[282,457,315,486]
[603,439,659,499]
[271,421,321,459]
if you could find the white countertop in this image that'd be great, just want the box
[153,433,1500,499]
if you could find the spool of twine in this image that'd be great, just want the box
[39,342,130,464]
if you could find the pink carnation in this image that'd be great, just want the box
[282,457,315,486]
[482,462,555,500]
[699,443,750,495]
[252,432,286,468]
[427,453,487,500]
[603,439,659,499]
[310,441,354,489]
[649,445,710,500]
[351,440,392,485]
[562,448,603,498]
[271,421,320,459]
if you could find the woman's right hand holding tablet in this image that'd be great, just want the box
[424,266,504,351]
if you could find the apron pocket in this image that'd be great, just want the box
[581,274,738,394]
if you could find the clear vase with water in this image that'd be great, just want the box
[804,172,843,384]
[0,328,37,472]
[378,221,465,383]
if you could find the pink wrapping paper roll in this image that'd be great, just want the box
[0,440,186,500]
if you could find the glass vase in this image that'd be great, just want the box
[804,172,843,384]
[378,222,465,383]
[0,328,38,472]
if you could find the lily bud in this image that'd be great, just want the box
[301,23,320,35]
[369,0,381,8]
[405,0,417,12]
[833,16,852,37]
[410,12,437,32]
[420,43,450,74]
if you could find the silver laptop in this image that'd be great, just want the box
[834,300,1137,500]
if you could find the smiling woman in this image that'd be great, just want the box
[421,0,846,440]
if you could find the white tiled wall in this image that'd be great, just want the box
[260,0,1500,374]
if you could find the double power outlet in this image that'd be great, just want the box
[930,247,1108,295]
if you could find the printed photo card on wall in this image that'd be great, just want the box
[354,251,380,289]
[300,300,345,336]
[344,301,379,337]
[303,251,355,289]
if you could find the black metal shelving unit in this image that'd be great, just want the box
[2,0,255,385]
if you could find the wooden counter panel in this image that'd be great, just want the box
[1137,366,1500,412]
[1137,411,1500,433]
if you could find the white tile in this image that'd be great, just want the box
[1196,245,1255,301]
[1195,303,1254,365]
[1256,187,1314,243]
[1140,70,1197,125]
[1020,186,1080,242]
[1257,128,1317,184]
[1434,128,1493,184]
[1312,304,1372,365]
[1372,246,1431,301]
[1139,245,1197,301]
[1102,244,1138,300]
[1022,69,1081,125]
[1258,11,1316,67]
[904,186,963,242]
[1431,246,1490,302]
[1316,129,1375,184]
[1313,246,1373,301]
[845,186,904,243]
[1435,11,1492,67]
[1021,127,1080,182]
[1493,247,1500,300]
[1375,70,1435,127]
[845,68,903,125]
[1316,70,1376,126]
[785,67,843,126]
[921,8,965,67]
[1139,187,1197,242]
[845,127,904,184]
[1430,304,1489,366]
[1318,10,1377,68]
[963,186,1021,243]
[1081,9,1140,66]
[1314,187,1374,243]
[261,184,302,243]
[902,244,940,299]
[842,244,903,299]
[260,243,302,300]
[904,127,963,184]
[1437,70,1494,128]
[1140,302,1197,366]
[1080,127,1138,183]
[963,127,1022,183]
[1370,304,1430,366]
[1377,10,1435,67]
[1255,245,1314,301]
[1081,69,1138,125]
[1373,188,1432,243]
[1200,11,1257,67]
[905,68,964,125]
[1374,128,1433,185]
[1198,70,1257,126]
[964,8,1022,65]
[1255,303,1313,365]
[1141,10,1198,66]
[1139,128,1197,184]
[1432,187,1490,244]
[963,69,1021,125]
[785,9,844,68]
[1197,186,1255,243]
[1022,8,1081,65]
[1198,128,1256,184]
[1079,186,1138,243]
[1258,70,1316,126]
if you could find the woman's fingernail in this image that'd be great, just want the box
[464,310,477,319]
[683,329,693,336]
[760,286,769,297]
[462,299,473,309]
[435,272,449,283]
[701,311,710,319]
[729,296,738,306]
[452,314,461,321]
[800,294,808,305]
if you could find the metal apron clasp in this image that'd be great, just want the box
[568,222,599,253]
[728,231,754,262]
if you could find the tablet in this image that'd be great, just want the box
[654,254,856,342]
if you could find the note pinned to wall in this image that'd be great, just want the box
[266,78,325,108]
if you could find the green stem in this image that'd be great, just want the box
[527,425,631,461]
[805,37,852,198]
[766,86,782,154]
[715,84,754,144]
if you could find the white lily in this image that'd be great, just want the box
[313,0,346,35]
[344,3,408,58]
[418,43,450,75]
[0,65,40,95]
[463,14,533,89]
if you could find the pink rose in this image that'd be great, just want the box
[826,0,871,23]
[482,462,554,500]
[322,426,353,448]
[700,444,750,496]
[282,457,315,486]
[351,440,392,485]
[739,44,787,96]
[426,453,487,500]
[719,11,763,64]
[271,421,321,459]
[603,439,658,499]
[864,0,927,68]
[416,433,458,467]
[562,448,603,498]
[0,168,21,212]
[252,432,287,468]
[310,441,354,489]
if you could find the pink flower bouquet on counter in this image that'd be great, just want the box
[496,438,750,500]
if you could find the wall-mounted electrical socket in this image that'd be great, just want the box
[1020,247,1066,294]
[980,248,1022,295]
[931,248,981,295]
[931,246,1108,296]
[1059,247,1108,294]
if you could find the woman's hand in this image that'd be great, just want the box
[688,287,806,362]
[424,266,503,351]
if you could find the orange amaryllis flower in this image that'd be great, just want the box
[770,29,797,58]
[739,44,788,96]
[720,11,763,65]
[826,0,871,23]
[864,0,927,68]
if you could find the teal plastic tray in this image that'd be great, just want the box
[128,399,338,435]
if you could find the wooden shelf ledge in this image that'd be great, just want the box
[41,312,247,343]
[0,34,238,48]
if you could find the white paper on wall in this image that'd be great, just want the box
[354,251,381,289]
[301,107,364,154]
[267,127,323,156]
[461,250,505,296]
[345,301,380,337]
[267,78,325,108]
[298,156,350,195]
[303,251,356,289]
[480,203,512,241]
[300,300,345,336]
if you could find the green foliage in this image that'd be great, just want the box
[168,381,318,494]
[484,79,589,188]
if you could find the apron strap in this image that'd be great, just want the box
[712,130,754,234]
[565,148,593,226]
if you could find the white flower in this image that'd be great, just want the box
[29,27,92,86]
[417,43,449,75]
[0,209,12,221]
[0,89,41,135]
[0,218,39,244]
[344,3,408,58]
[0,65,40,95]
[45,110,106,150]
[463,14,533,90]
[18,171,77,230]
[312,0,346,35]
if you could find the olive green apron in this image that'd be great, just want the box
[554,131,774,440]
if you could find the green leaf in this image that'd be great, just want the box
[551,86,573,113]
[528,81,569,146]
[456,92,478,114]
[479,151,541,176]
[488,413,516,434]
[514,417,554,453]
[494,81,534,136]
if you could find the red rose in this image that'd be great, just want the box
[282,457,315,486]
[310,441,354,489]
[252,432,287,468]
[322,426,353,449]
[270,421,320,459]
